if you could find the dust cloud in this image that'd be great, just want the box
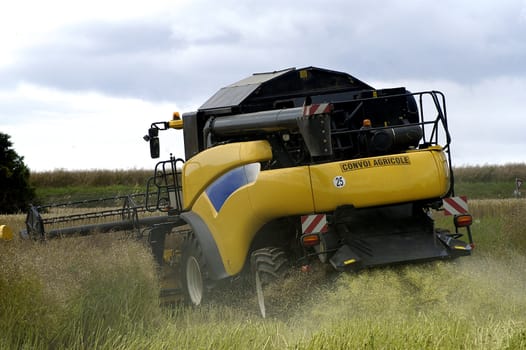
[210,251,526,333]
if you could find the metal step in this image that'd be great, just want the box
[349,231,450,267]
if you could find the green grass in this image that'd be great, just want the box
[453,163,526,182]
[0,234,163,349]
[454,181,519,200]
[35,185,147,205]
[453,163,525,199]
[1,199,526,349]
[30,169,151,205]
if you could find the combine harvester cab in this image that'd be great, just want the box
[25,67,474,317]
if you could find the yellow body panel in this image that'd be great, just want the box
[310,147,449,211]
[182,141,272,209]
[187,143,449,277]
[247,167,314,220]
[191,167,314,276]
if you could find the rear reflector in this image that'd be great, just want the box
[343,258,356,265]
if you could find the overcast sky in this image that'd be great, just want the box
[1,0,525,171]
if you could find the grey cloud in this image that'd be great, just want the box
[77,21,176,54]
[1,0,525,104]
[1,17,246,103]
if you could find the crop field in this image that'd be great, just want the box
[1,197,525,349]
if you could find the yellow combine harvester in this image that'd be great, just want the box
[23,67,473,317]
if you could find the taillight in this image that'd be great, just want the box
[301,233,320,247]
[454,214,473,228]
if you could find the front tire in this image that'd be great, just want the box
[181,233,208,306]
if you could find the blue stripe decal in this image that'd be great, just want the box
[205,163,260,212]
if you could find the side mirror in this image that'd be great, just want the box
[149,137,160,159]
[144,127,160,159]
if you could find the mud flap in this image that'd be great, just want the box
[180,211,229,281]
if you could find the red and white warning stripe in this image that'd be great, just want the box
[301,214,328,234]
[443,196,469,216]
[302,103,332,117]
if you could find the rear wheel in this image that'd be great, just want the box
[181,233,208,306]
[251,247,289,318]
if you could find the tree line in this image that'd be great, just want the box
[0,132,35,213]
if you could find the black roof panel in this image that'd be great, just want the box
[199,67,374,112]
